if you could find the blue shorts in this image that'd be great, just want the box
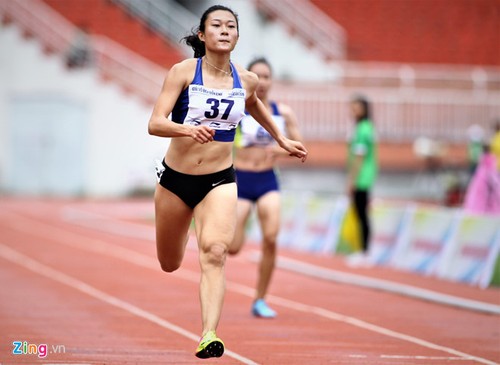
[235,169,279,202]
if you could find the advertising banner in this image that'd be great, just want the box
[369,203,410,265]
[281,193,343,252]
[435,214,500,287]
[390,207,457,274]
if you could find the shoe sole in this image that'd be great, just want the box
[195,339,224,359]
[252,309,277,319]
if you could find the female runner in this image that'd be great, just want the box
[148,5,307,359]
[229,58,303,319]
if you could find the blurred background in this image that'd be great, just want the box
[1,0,499,286]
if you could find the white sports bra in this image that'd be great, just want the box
[236,102,286,147]
[171,58,246,142]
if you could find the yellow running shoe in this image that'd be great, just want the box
[195,330,224,359]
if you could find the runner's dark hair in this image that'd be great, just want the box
[182,5,239,58]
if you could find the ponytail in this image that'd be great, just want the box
[183,31,206,58]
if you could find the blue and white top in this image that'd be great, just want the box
[171,58,246,142]
[237,102,286,147]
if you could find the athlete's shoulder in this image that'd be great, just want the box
[276,102,294,118]
[170,58,198,74]
[233,63,258,89]
[165,58,198,89]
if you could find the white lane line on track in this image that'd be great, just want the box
[2,211,498,365]
[229,282,497,365]
[61,207,155,241]
[0,244,259,365]
[381,355,477,360]
[349,354,476,361]
[63,205,500,315]
[266,254,500,315]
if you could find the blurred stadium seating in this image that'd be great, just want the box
[310,0,499,65]
[42,0,184,69]
[1,0,499,191]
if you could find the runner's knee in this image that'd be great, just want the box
[228,239,243,255]
[262,234,278,253]
[158,257,182,273]
[201,243,228,267]
[228,246,240,255]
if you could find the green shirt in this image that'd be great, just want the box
[468,141,483,165]
[349,119,378,190]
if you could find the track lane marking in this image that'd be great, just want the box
[63,205,500,314]
[266,253,500,315]
[1,211,498,365]
[0,243,259,365]
[349,354,476,361]
[381,355,476,360]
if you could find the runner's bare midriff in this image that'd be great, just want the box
[165,137,234,175]
[234,145,276,171]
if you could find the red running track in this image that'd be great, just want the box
[0,198,499,365]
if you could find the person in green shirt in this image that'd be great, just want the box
[466,124,485,175]
[347,96,378,265]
